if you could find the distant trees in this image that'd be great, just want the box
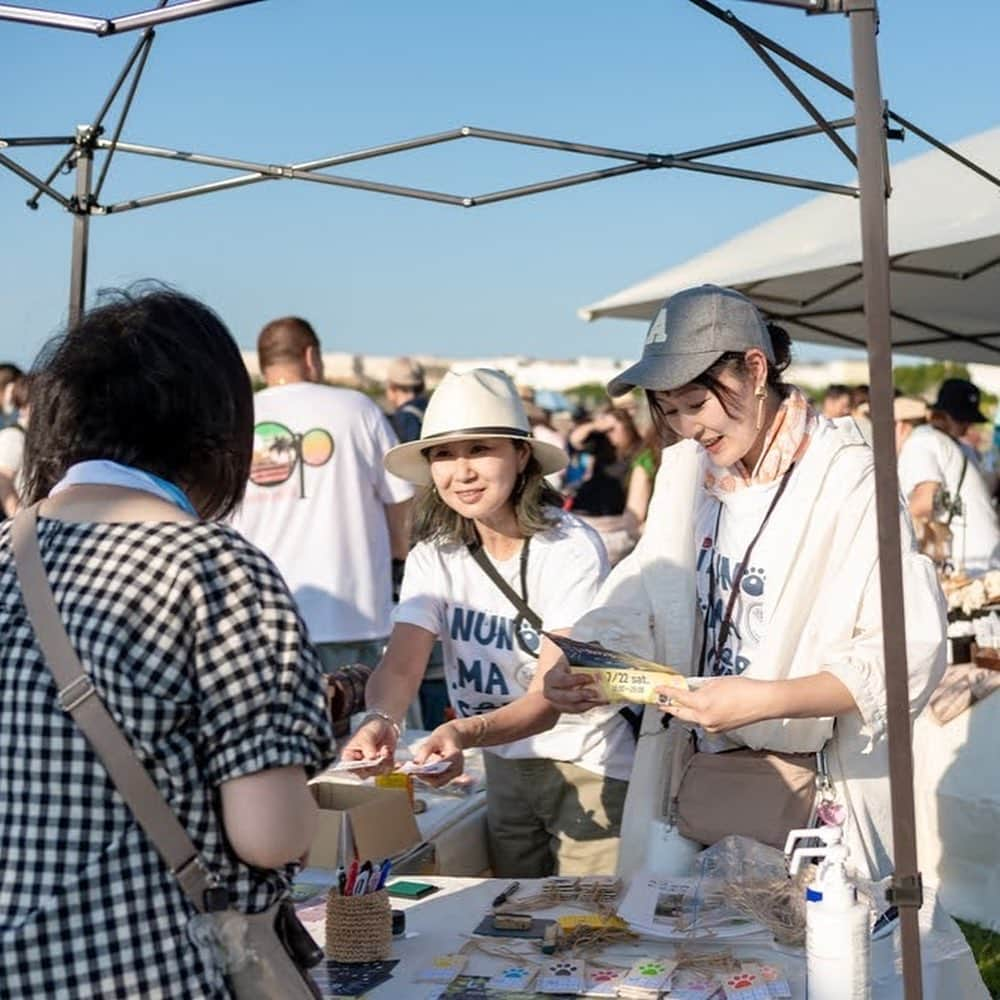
[892,361,970,398]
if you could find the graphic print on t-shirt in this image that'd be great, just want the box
[697,536,768,677]
[249,420,334,498]
[447,602,540,717]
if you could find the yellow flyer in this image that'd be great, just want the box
[543,631,688,705]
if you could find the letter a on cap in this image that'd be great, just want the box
[645,304,668,345]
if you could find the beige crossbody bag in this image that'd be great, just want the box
[12,503,322,1000]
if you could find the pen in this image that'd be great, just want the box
[335,865,346,897]
[353,870,371,896]
[491,880,520,908]
[375,859,392,891]
[344,859,359,897]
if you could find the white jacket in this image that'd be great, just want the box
[572,419,946,881]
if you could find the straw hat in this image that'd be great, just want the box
[383,368,568,486]
[893,396,927,422]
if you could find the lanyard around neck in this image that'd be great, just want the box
[466,537,538,656]
[699,461,797,677]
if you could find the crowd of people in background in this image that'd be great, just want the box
[2,282,998,994]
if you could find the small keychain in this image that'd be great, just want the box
[814,749,846,827]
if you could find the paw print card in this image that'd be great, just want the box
[616,957,678,997]
[412,953,468,984]
[485,964,538,992]
[537,958,587,994]
[668,969,723,1000]
[579,965,625,996]
[721,968,771,1000]
[743,963,792,999]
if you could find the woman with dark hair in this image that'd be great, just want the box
[0,286,334,997]
[340,368,634,877]
[567,429,639,565]
[538,284,946,883]
[570,403,661,532]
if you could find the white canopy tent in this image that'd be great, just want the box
[580,128,1000,365]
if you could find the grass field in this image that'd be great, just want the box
[958,919,1000,997]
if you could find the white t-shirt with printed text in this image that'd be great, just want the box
[898,424,1000,573]
[695,478,782,682]
[231,382,414,642]
[394,512,634,780]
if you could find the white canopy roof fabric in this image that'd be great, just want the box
[580,128,1000,364]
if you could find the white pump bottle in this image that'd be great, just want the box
[786,826,871,1000]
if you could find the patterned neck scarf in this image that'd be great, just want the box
[704,385,818,497]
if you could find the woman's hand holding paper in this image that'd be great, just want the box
[338,718,397,777]
[411,724,465,787]
[542,655,608,714]
[655,675,773,733]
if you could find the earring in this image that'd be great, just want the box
[754,383,767,431]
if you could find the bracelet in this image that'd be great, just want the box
[360,708,401,740]
[465,713,489,748]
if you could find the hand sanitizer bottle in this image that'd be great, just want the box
[786,826,871,1000]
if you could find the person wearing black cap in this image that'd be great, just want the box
[532,284,946,883]
[898,377,1000,573]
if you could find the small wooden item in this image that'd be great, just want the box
[541,923,560,954]
[492,912,533,932]
[972,642,1000,672]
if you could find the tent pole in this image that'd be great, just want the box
[847,3,924,998]
[69,127,94,329]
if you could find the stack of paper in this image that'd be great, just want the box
[617,872,771,944]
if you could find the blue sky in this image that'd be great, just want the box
[2,1,998,370]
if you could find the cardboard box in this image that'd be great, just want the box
[309,779,422,869]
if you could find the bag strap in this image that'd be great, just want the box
[945,453,969,527]
[11,502,212,913]
[698,461,797,677]
[466,536,644,738]
[466,537,541,630]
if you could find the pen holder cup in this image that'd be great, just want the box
[325,887,392,962]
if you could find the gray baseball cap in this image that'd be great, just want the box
[607,284,774,397]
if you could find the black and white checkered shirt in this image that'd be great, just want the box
[0,517,335,998]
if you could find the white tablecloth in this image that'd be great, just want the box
[300,876,987,999]
[913,690,1000,931]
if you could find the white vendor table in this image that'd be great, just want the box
[297,876,988,999]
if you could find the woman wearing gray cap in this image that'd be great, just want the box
[536,284,947,882]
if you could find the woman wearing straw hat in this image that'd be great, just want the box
[340,368,635,877]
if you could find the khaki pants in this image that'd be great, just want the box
[483,754,627,878]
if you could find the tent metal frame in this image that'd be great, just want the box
[4,1,998,995]
[0,0,263,36]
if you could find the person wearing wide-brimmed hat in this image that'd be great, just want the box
[898,377,1000,573]
[531,284,946,884]
[339,368,635,877]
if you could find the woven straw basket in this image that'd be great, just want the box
[325,887,392,963]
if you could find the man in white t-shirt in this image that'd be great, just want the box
[231,317,414,671]
[897,378,1000,574]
